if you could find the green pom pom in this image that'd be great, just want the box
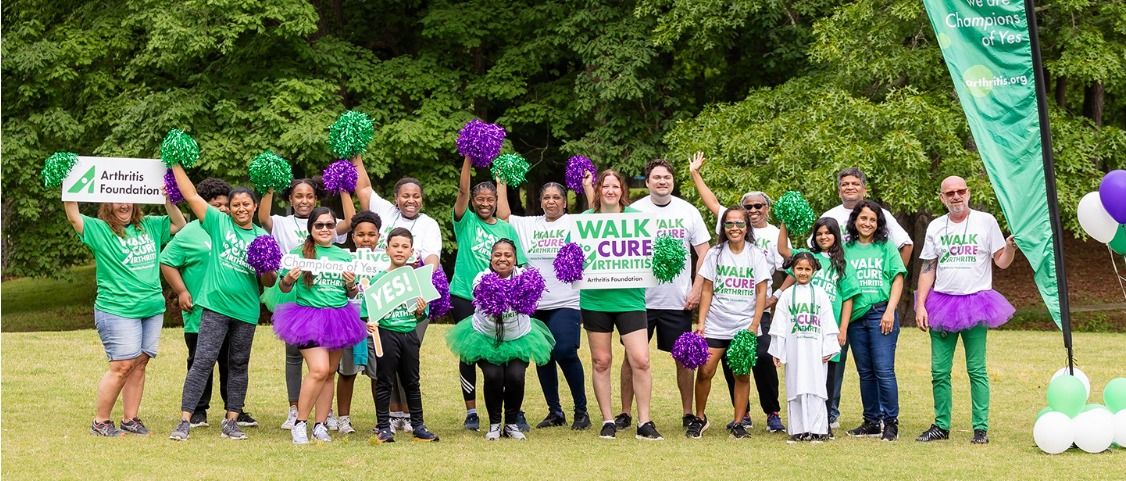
[652,234,687,284]
[774,191,816,236]
[491,153,530,186]
[160,129,200,168]
[328,110,374,159]
[42,151,78,188]
[248,151,294,193]
[726,330,759,375]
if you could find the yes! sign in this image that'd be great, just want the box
[362,265,440,322]
[60,157,167,204]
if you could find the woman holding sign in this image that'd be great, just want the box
[273,206,366,444]
[167,168,273,442]
[497,180,590,431]
[65,192,186,436]
[451,155,525,431]
[579,170,662,440]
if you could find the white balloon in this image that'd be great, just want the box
[1051,367,1091,399]
[1077,192,1119,243]
[1114,410,1126,448]
[1073,407,1115,453]
[1034,412,1074,455]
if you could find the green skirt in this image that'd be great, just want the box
[446,317,555,366]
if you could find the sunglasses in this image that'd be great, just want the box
[743,203,766,210]
[942,188,968,197]
[312,222,336,231]
[723,221,747,228]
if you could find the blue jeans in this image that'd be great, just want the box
[826,340,848,422]
[534,308,587,414]
[94,310,163,361]
[848,303,899,422]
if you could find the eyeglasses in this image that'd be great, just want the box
[723,221,747,228]
[942,188,968,197]
[743,203,766,210]
[312,222,335,231]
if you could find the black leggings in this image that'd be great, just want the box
[452,296,477,403]
[184,332,229,412]
[375,328,424,429]
[479,359,528,425]
[721,313,780,415]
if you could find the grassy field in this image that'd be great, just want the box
[1,326,1123,480]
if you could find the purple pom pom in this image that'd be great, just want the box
[246,235,282,274]
[472,272,511,317]
[322,159,358,193]
[164,169,184,205]
[456,119,506,168]
[671,332,710,369]
[429,266,453,320]
[553,242,585,283]
[511,267,545,316]
[565,155,596,193]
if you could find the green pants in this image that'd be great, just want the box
[930,324,989,431]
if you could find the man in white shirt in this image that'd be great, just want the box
[617,159,712,432]
[914,176,1016,445]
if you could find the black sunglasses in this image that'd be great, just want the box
[743,203,766,210]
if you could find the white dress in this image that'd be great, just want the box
[768,283,840,435]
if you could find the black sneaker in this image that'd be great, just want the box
[372,427,394,444]
[515,411,531,432]
[236,411,259,427]
[168,420,190,441]
[571,411,592,431]
[463,412,480,432]
[915,424,949,442]
[728,423,749,439]
[881,419,899,442]
[971,429,989,444]
[636,421,663,441]
[810,433,829,443]
[189,411,209,428]
[766,412,786,433]
[787,433,809,444]
[682,413,695,427]
[599,421,617,439]
[847,420,882,437]
[685,416,708,439]
[741,415,753,429]
[613,412,632,431]
[120,417,150,435]
[412,424,439,442]
[536,411,566,429]
[91,420,124,437]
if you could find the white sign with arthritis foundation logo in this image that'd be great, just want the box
[60,157,167,204]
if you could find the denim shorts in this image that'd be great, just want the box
[94,310,163,361]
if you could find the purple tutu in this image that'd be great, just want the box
[273,303,364,350]
[924,290,1014,332]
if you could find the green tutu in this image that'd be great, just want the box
[446,317,556,366]
[261,282,296,312]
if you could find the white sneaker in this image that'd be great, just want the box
[312,422,332,442]
[485,423,502,441]
[281,406,297,430]
[505,424,527,440]
[326,410,338,431]
[401,417,413,433]
[291,421,308,444]
[389,416,401,433]
[337,416,355,435]
[829,420,841,429]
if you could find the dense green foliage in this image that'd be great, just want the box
[3,0,1124,276]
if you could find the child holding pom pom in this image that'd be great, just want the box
[445,239,556,441]
[691,207,771,439]
[768,251,840,443]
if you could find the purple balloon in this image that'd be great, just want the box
[1100,170,1126,224]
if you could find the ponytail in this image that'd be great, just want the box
[301,235,316,287]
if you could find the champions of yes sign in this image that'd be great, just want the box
[568,212,667,289]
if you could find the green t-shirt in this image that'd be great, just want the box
[367,271,423,333]
[159,220,210,333]
[449,209,526,300]
[195,205,268,324]
[80,214,171,319]
[844,240,906,321]
[577,207,646,313]
[785,251,861,327]
[283,245,354,308]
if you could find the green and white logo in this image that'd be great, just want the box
[67,165,97,194]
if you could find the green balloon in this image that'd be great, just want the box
[1105,377,1126,412]
[1047,375,1086,417]
[1109,225,1126,255]
[1037,406,1054,419]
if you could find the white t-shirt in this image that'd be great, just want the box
[919,210,1006,295]
[368,190,443,264]
[698,244,772,339]
[767,283,840,400]
[819,204,912,248]
[713,209,789,274]
[507,214,580,310]
[470,267,532,340]
[269,214,347,253]
[631,195,711,310]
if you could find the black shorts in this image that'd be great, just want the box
[646,309,693,352]
[581,310,647,336]
[706,337,731,349]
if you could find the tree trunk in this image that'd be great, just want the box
[1055,76,1067,108]
[1082,81,1104,127]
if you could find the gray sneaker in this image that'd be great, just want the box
[326,410,339,431]
[91,420,124,437]
[221,418,248,440]
[292,421,309,444]
[280,406,297,430]
[312,422,332,442]
[120,417,150,435]
[337,415,356,434]
[168,420,191,441]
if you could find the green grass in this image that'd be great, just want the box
[1,327,1122,480]
[1,265,98,332]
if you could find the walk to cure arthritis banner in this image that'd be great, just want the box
[568,212,659,289]
[922,0,1063,328]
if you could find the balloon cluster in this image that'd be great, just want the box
[1077,170,1126,255]
[1033,367,1126,454]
